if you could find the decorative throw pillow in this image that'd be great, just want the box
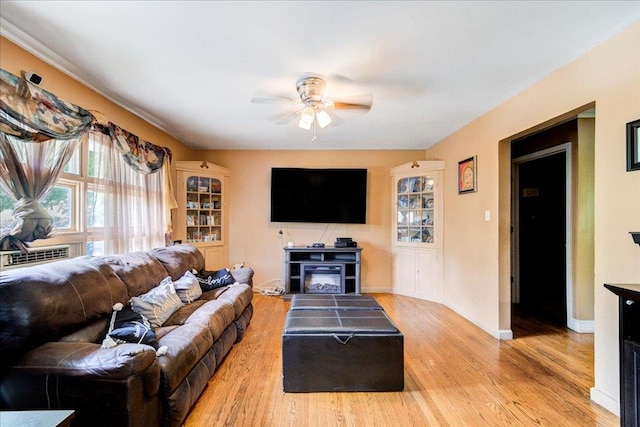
[196,268,236,292]
[173,271,203,304]
[101,303,159,350]
[230,267,254,286]
[130,277,184,327]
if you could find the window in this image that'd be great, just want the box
[1,133,167,256]
[0,180,77,231]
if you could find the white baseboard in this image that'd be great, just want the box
[499,329,513,340]
[362,287,393,294]
[443,300,501,339]
[568,318,595,333]
[590,387,619,416]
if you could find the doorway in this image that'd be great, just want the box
[512,143,572,329]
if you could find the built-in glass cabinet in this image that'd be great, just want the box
[391,160,444,302]
[395,175,436,244]
[176,161,229,270]
[185,175,222,243]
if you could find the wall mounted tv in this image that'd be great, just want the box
[270,168,367,224]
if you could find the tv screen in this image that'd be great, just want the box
[270,168,367,224]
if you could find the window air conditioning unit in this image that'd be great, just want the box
[0,244,72,270]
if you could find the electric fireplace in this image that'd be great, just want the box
[301,264,345,294]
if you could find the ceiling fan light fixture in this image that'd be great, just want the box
[316,109,332,128]
[298,118,312,130]
[298,105,315,129]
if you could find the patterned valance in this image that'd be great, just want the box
[108,122,171,174]
[0,68,90,251]
[0,67,176,252]
[0,68,93,141]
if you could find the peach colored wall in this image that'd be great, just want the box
[0,37,197,183]
[425,22,640,414]
[195,150,424,292]
[575,118,595,321]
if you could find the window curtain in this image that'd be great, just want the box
[88,123,177,255]
[0,68,92,252]
[106,122,178,238]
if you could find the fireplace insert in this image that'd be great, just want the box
[301,264,345,294]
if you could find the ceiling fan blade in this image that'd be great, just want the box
[251,95,299,104]
[328,94,373,110]
[271,110,300,125]
[332,101,372,110]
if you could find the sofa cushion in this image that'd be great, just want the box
[59,319,110,344]
[173,271,202,304]
[148,244,204,281]
[103,305,159,349]
[156,322,214,394]
[104,252,169,298]
[130,278,184,328]
[216,284,254,318]
[0,257,128,361]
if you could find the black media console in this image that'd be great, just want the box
[605,283,640,427]
[283,247,362,299]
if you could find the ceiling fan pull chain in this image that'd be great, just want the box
[312,119,317,142]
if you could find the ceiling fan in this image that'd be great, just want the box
[251,75,373,142]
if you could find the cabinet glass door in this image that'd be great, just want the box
[396,175,435,243]
[185,175,222,243]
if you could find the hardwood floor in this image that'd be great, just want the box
[185,293,618,426]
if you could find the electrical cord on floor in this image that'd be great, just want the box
[254,278,285,296]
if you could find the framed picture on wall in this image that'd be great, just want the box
[627,119,640,171]
[458,156,477,194]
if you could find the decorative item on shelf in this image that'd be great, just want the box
[199,177,210,192]
[186,215,195,226]
[186,177,198,192]
[422,178,434,192]
[458,156,477,194]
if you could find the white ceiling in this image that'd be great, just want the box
[1,1,638,151]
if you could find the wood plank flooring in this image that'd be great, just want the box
[185,293,619,426]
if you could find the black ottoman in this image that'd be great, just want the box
[290,294,383,311]
[282,309,404,392]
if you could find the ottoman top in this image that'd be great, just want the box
[283,309,400,335]
[290,294,383,311]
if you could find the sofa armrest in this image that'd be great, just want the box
[11,341,158,379]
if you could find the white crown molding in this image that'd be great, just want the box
[0,17,175,140]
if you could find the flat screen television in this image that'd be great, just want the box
[270,168,367,224]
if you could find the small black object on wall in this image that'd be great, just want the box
[627,119,640,171]
[631,232,640,246]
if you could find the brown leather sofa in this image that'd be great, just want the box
[0,244,253,427]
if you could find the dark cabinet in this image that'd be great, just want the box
[623,340,640,426]
[605,283,640,427]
